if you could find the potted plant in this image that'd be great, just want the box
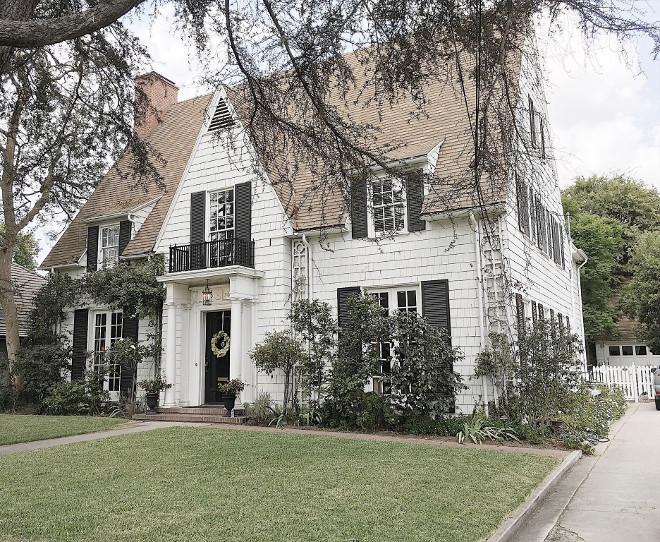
[138,374,172,414]
[218,378,246,415]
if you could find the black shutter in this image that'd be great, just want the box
[529,187,536,242]
[72,309,88,381]
[559,225,565,268]
[421,280,451,336]
[516,293,525,336]
[531,301,537,322]
[235,181,252,241]
[421,280,453,412]
[119,220,132,256]
[87,226,99,272]
[406,170,426,232]
[190,191,206,270]
[121,315,139,393]
[337,286,361,331]
[350,177,368,239]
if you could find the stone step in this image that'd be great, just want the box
[155,406,246,416]
[134,413,247,424]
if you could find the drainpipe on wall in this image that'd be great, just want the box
[469,212,489,415]
[301,234,312,300]
[576,250,589,371]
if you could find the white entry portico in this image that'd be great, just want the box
[158,267,263,408]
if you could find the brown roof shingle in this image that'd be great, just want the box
[41,94,212,268]
[0,263,47,337]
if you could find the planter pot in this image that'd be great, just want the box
[145,392,160,414]
[221,393,236,416]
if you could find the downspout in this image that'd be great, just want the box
[576,250,589,371]
[469,212,489,414]
[301,234,312,300]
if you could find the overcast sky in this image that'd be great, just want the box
[126,4,660,190]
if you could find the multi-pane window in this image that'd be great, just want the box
[369,288,419,394]
[93,312,123,392]
[209,189,235,241]
[529,95,537,149]
[100,225,120,266]
[372,178,405,234]
[209,189,234,266]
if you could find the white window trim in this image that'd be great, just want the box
[88,310,124,400]
[367,174,408,238]
[206,187,235,242]
[98,223,120,268]
[365,285,421,395]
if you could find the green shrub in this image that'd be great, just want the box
[355,393,396,431]
[401,415,469,436]
[245,393,276,424]
[43,370,109,416]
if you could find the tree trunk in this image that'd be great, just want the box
[0,244,19,387]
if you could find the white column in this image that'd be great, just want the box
[163,301,177,407]
[178,304,191,406]
[241,301,255,404]
[230,297,243,384]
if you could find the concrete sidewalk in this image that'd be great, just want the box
[507,402,660,542]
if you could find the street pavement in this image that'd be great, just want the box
[507,401,660,542]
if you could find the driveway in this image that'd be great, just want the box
[508,401,660,541]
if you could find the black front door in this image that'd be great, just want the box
[205,311,231,404]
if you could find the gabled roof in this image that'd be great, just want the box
[0,263,47,337]
[42,45,524,266]
[41,94,212,268]
[228,47,519,230]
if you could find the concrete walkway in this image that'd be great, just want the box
[507,401,660,542]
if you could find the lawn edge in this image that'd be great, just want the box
[485,449,581,542]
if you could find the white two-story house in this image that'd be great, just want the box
[41,33,586,414]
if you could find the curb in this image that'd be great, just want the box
[486,449,582,542]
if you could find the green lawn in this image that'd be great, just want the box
[0,414,126,446]
[0,427,558,542]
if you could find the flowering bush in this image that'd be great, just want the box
[218,378,246,395]
[138,375,172,394]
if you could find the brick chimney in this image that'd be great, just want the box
[134,72,179,139]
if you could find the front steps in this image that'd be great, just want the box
[134,406,247,425]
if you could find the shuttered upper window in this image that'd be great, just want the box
[372,178,405,234]
[100,225,120,267]
[209,189,235,241]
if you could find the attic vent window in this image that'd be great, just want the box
[208,99,234,132]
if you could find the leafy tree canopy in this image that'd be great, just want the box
[623,232,660,354]
[0,224,39,269]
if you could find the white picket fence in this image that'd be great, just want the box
[585,363,655,401]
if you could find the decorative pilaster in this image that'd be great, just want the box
[163,301,177,407]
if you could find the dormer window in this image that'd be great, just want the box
[100,224,120,267]
[371,178,406,235]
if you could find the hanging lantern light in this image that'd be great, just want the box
[202,280,213,306]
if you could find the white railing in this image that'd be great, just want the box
[585,363,654,401]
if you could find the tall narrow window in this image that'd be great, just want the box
[93,312,123,392]
[372,178,405,233]
[540,118,546,159]
[529,96,537,149]
[100,225,120,267]
[209,188,235,266]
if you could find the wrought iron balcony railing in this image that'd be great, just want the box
[168,237,255,273]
